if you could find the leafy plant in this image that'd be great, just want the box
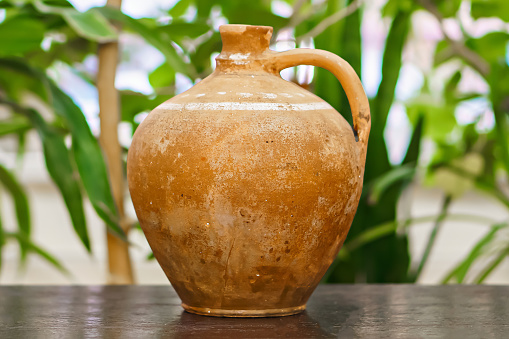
[1,0,508,284]
[0,0,125,271]
[334,0,509,283]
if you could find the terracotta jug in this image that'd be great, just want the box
[127,24,370,317]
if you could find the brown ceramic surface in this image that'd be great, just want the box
[127,24,370,317]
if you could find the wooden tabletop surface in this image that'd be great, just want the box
[0,284,508,338]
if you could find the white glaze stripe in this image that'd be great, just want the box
[159,102,332,111]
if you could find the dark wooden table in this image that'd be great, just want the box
[1,285,508,338]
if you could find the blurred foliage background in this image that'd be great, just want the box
[0,0,509,284]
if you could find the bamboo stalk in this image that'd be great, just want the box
[97,0,134,284]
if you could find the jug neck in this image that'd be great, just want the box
[215,24,276,74]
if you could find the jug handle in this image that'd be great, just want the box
[269,49,371,162]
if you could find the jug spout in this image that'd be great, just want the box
[219,24,272,54]
[216,25,274,72]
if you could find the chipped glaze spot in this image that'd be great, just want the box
[261,93,277,99]
[239,93,253,98]
[230,53,250,60]
[229,53,251,65]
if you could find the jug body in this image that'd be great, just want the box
[127,24,370,317]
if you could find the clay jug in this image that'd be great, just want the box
[127,24,370,317]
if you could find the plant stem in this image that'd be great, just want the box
[411,195,452,282]
[296,0,361,44]
[418,0,489,76]
[97,0,134,284]
[287,0,307,27]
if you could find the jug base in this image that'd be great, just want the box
[182,303,306,317]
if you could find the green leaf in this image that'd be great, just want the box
[317,3,413,284]
[0,57,51,100]
[489,65,509,177]
[195,0,214,18]
[190,31,222,75]
[344,213,498,257]
[0,16,45,55]
[0,164,31,261]
[402,114,424,164]
[474,247,509,284]
[16,129,28,164]
[34,0,117,42]
[0,98,89,252]
[444,71,462,104]
[368,165,416,204]
[366,10,411,181]
[0,116,31,136]
[436,0,462,18]
[62,9,118,43]
[33,0,74,13]
[466,32,509,65]
[148,62,175,89]
[169,0,193,18]
[343,221,398,253]
[432,153,484,198]
[120,90,170,124]
[407,100,457,141]
[24,109,92,253]
[5,232,69,275]
[0,58,124,240]
[442,222,508,283]
[434,40,453,66]
[472,0,509,21]
[0,212,4,274]
[48,83,125,239]
[97,6,196,78]
[313,0,362,125]
[39,0,74,8]
[382,0,414,17]
[158,22,210,39]
[410,195,452,282]
[0,2,14,9]
[224,7,288,28]
[313,0,346,112]
[373,11,410,129]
